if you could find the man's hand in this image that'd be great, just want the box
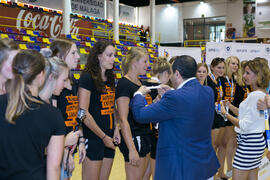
[137,86,151,96]
[158,84,171,97]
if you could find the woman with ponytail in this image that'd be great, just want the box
[0,38,19,95]
[0,50,65,180]
[143,56,171,180]
[116,47,155,180]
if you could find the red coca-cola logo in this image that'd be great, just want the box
[16,9,80,37]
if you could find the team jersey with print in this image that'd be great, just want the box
[116,77,157,136]
[79,72,115,130]
[0,94,65,180]
[56,76,79,134]
[222,76,236,103]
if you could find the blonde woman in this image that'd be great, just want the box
[0,50,65,179]
[222,56,244,178]
[143,56,171,180]
[116,47,155,180]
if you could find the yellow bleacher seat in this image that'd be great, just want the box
[115,58,121,63]
[127,47,131,50]
[23,36,34,43]
[116,40,123,45]
[146,73,151,78]
[73,73,80,80]
[97,26,104,31]
[80,48,89,54]
[91,37,96,42]
[71,35,79,40]
[80,64,85,70]
[201,47,206,51]
[150,54,155,58]
[117,51,123,56]
[85,42,91,47]
[26,30,37,37]
[43,38,51,44]
[1,34,8,39]
[19,44,27,50]
[116,73,122,79]
[149,44,153,48]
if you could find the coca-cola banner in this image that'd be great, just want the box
[18,0,62,10]
[71,0,105,19]
[0,5,93,38]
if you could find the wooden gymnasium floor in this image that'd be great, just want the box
[71,148,270,180]
[71,148,139,180]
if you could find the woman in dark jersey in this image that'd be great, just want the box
[116,47,155,180]
[207,57,227,179]
[196,63,208,86]
[50,39,85,180]
[0,50,65,180]
[222,56,243,178]
[143,56,171,180]
[78,40,119,180]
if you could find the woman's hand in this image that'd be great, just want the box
[220,102,227,115]
[157,84,171,97]
[113,126,121,146]
[78,142,86,164]
[65,131,80,147]
[129,149,140,167]
[102,135,116,150]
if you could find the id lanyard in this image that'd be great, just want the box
[218,79,223,102]
[246,86,250,96]
[226,76,234,102]
[265,110,270,150]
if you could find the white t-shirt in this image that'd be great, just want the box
[235,90,266,134]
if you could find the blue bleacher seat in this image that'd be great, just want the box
[34,45,41,51]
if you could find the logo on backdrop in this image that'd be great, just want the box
[266,47,270,54]
[225,46,232,53]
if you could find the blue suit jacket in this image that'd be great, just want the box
[130,79,220,180]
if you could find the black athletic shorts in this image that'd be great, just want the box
[84,129,115,161]
[119,134,151,162]
[212,113,227,129]
[150,133,157,159]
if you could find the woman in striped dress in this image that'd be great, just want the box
[220,58,270,180]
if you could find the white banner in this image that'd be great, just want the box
[158,46,202,63]
[71,0,105,18]
[18,0,62,10]
[108,2,135,24]
[206,42,270,65]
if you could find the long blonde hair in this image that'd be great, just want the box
[122,47,148,75]
[6,50,45,123]
[225,56,244,86]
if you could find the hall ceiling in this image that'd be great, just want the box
[116,0,200,7]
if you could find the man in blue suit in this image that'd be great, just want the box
[130,55,219,180]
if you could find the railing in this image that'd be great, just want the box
[0,15,35,30]
[184,40,209,47]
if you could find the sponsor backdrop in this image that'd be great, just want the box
[206,42,270,65]
[158,46,202,63]
[19,0,105,18]
[0,5,93,37]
